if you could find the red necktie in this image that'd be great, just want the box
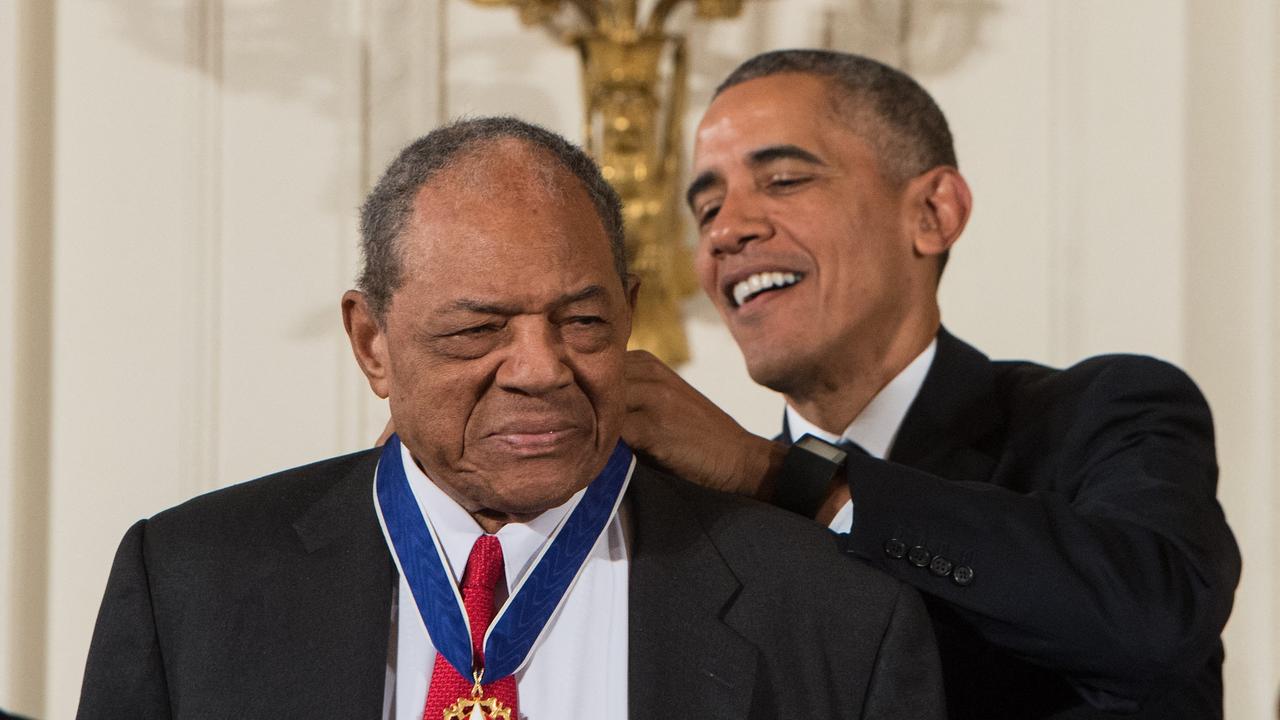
[422,535,520,720]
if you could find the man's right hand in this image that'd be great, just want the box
[623,350,788,501]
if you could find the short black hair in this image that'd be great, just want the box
[357,116,626,320]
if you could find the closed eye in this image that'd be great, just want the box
[768,175,812,190]
[449,323,501,337]
[560,313,613,353]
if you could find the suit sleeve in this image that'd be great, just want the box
[77,519,172,720]
[845,358,1239,710]
[858,582,946,720]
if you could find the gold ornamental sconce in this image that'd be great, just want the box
[470,0,747,366]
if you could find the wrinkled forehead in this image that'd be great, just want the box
[697,76,843,158]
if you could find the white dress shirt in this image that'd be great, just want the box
[786,339,937,534]
[381,441,630,720]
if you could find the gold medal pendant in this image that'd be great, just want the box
[443,676,512,720]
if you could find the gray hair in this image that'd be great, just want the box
[357,116,626,320]
[716,49,957,186]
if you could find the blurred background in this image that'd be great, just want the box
[2,0,1277,717]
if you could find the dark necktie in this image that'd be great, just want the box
[421,535,520,720]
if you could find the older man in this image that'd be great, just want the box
[77,117,943,719]
[624,50,1241,719]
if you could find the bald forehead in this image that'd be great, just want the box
[405,139,608,260]
[422,138,576,203]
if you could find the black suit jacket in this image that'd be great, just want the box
[78,451,944,719]
[823,329,1240,719]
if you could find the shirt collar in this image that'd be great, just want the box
[785,338,937,459]
[398,441,581,595]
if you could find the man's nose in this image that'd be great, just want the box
[705,190,773,257]
[495,321,574,396]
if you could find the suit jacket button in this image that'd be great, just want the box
[883,539,907,559]
[907,545,931,567]
[952,565,975,586]
[929,556,953,577]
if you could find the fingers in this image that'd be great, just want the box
[624,349,683,412]
[625,349,677,381]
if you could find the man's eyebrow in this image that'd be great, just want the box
[448,298,519,315]
[558,285,607,307]
[685,144,827,210]
[748,144,827,167]
[686,170,719,210]
[446,285,607,315]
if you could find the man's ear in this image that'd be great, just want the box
[625,273,641,311]
[342,290,391,399]
[907,167,972,258]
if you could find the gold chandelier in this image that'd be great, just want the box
[471,0,746,365]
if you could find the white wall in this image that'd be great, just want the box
[2,0,55,712]
[1,0,19,706]
[1185,1,1280,714]
[2,1,1276,717]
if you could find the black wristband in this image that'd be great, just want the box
[775,434,849,518]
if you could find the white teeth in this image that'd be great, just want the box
[732,271,800,307]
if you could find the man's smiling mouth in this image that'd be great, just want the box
[730,271,803,307]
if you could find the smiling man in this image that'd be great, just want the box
[624,50,1241,719]
[77,117,944,719]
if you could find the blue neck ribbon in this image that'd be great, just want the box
[374,433,634,682]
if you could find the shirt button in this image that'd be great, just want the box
[907,546,932,568]
[883,539,907,559]
[952,565,975,586]
[929,556,953,577]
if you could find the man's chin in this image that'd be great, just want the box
[742,351,808,396]
[481,476,591,518]
[474,453,607,513]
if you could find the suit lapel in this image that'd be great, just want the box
[889,328,1001,483]
[627,467,760,719]
[281,450,392,715]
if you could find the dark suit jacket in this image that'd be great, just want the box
[825,329,1240,719]
[77,452,944,719]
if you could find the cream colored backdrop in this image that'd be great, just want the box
[2,1,1277,718]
